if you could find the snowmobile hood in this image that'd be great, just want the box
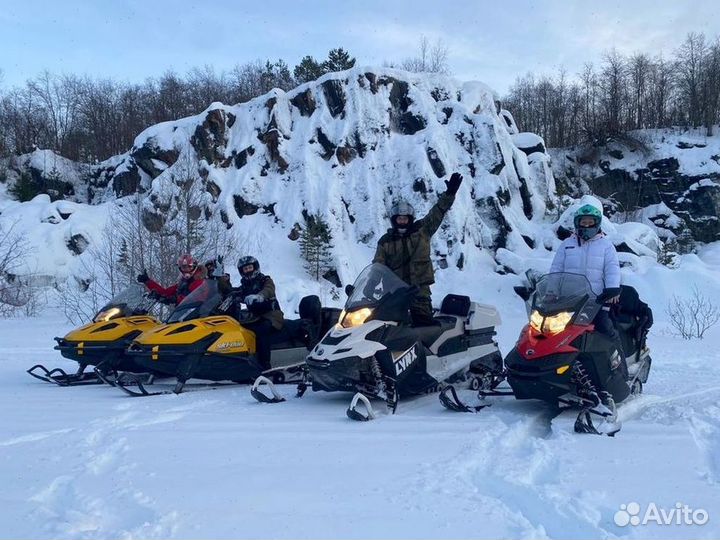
[516,323,590,360]
[63,315,160,344]
[309,319,389,362]
[132,315,255,354]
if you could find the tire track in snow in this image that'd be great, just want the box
[402,404,610,539]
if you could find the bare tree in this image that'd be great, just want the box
[666,285,720,339]
[401,36,450,74]
[628,53,651,129]
[702,38,720,135]
[0,220,37,316]
[28,71,84,159]
[676,32,707,128]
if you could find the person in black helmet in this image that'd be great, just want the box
[232,256,284,370]
[373,172,463,326]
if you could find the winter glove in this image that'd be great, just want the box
[137,270,149,284]
[600,287,621,304]
[244,294,264,306]
[248,301,269,315]
[445,172,463,196]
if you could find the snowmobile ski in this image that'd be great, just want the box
[346,392,376,421]
[438,371,514,413]
[108,371,237,397]
[250,376,286,403]
[27,364,108,386]
[439,385,492,412]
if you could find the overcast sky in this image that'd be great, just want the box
[2,0,719,95]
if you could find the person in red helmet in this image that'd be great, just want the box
[137,254,206,304]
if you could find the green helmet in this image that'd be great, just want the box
[573,204,602,240]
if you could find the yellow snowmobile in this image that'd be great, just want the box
[113,279,341,396]
[27,285,163,386]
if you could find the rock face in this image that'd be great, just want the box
[551,132,720,243]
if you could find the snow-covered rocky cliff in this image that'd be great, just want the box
[550,128,720,245]
[1,67,564,288]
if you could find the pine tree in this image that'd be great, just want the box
[299,214,334,280]
[9,171,37,202]
[294,56,325,84]
[657,238,679,267]
[323,48,356,73]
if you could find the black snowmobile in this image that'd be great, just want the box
[252,263,503,420]
[441,272,653,436]
[27,284,164,386]
[109,279,341,396]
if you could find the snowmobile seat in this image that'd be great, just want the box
[413,325,445,347]
[413,315,458,347]
[613,285,653,356]
[270,319,310,349]
[268,295,323,350]
[434,315,460,332]
[440,294,471,317]
[299,295,322,324]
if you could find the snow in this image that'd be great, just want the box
[687,179,718,192]
[0,149,90,202]
[512,132,545,150]
[0,194,111,280]
[4,254,720,538]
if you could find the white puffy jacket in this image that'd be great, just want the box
[549,233,621,295]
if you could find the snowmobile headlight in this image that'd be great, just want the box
[340,307,373,328]
[530,310,544,333]
[94,307,121,322]
[531,311,574,335]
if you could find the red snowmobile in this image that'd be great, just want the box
[441,272,653,436]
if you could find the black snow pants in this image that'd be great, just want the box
[245,319,273,370]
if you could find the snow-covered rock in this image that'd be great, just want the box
[550,128,720,243]
[0,149,89,202]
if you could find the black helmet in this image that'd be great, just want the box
[390,199,415,231]
[237,255,260,280]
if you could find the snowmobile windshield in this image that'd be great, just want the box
[532,273,599,323]
[345,264,412,311]
[94,284,152,321]
[166,280,223,323]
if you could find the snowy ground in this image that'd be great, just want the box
[3,302,720,539]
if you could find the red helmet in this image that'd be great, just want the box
[178,254,197,277]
